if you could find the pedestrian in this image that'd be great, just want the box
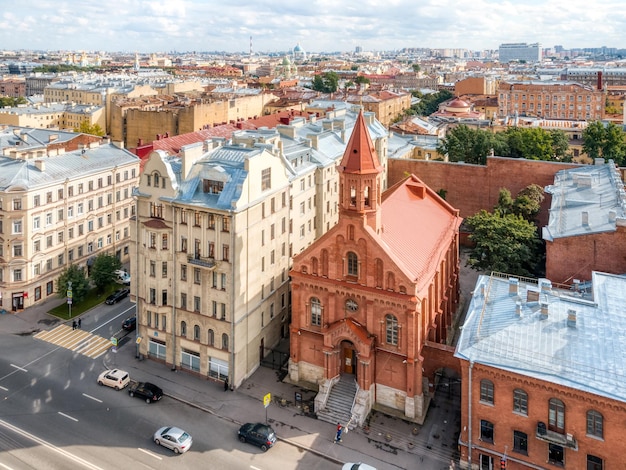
[72,320,77,330]
[77,318,82,329]
[334,423,343,443]
[224,377,229,391]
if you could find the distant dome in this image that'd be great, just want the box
[445,98,471,114]
[294,43,303,52]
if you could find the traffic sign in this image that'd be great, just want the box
[67,298,72,305]
[136,337,142,344]
[110,337,118,347]
[263,393,271,408]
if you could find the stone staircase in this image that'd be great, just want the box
[316,375,357,429]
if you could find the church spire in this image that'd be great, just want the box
[338,110,383,233]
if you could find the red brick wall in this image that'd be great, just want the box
[458,362,623,469]
[388,157,581,228]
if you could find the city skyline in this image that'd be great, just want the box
[1,0,625,55]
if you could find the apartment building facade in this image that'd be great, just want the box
[132,104,389,387]
[498,81,605,121]
[456,272,624,470]
[498,43,542,63]
[0,139,139,311]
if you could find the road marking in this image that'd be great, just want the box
[58,412,78,422]
[138,448,162,460]
[0,385,8,391]
[82,393,102,403]
[9,364,27,373]
[0,462,16,470]
[0,419,104,470]
[250,466,263,470]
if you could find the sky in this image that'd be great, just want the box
[1,0,625,54]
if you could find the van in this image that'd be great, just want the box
[115,270,131,285]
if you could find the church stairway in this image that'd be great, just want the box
[316,375,357,429]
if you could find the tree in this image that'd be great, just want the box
[0,96,28,108]
[466,210,542,277]
[90,253,122,293]
[57,264,90,304]
[437,124,495,165]
[354,75,370,85]
[74,121,105,136]
[411,63,421,73]
[411,89,453,116]
[310,72,339,93]
[583,121,626,165]
[493,184,545,222]
[549,129,571,161]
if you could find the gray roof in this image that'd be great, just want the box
[0,143,139,190]
[455,272,626,403]
[543,161,626,241]
[0,126,82,150]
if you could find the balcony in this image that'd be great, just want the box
[535,422,578,450]
[187,254,216,269]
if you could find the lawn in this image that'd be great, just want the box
[49,284,120,320]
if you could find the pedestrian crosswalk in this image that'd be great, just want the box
[34,324,113,359]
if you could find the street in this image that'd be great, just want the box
[0,299,334,470]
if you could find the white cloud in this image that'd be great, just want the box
[0,0,624,53]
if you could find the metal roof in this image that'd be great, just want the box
[455,271,626,403]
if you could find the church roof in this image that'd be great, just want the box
[339,110,382,175]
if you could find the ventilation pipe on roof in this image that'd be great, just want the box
[515,301,522,316]
[609,210,616,223]
[540,302,549,318]
[567,309,577,327]
[509,278,519,296]
[582,211,589,226]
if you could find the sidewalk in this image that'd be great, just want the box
[1,291,467,470]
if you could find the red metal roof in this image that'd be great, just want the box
[339,110,382,175]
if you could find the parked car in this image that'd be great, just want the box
[114,269,131,285]
[122,316,136,331]
[342,464,377,470]
[97,369,130,390]
[237,422,276,452]
[153,426,192,454]
[105,288,130,305]
[129,382,163,403]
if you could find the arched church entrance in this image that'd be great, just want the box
[340,340,357,379]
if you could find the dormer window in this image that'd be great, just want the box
[203,179,224,194]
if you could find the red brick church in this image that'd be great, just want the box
[288,111,462,425]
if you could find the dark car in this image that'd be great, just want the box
[129,382,163,403]
[122,317,136,331]
[238,422,276,452]
[105,288,130,305]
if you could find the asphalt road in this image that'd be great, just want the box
[0,299,335,470]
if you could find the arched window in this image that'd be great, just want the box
[513,389,528,415]
[348,224,355,240]
[180,321,187,337]
[587,410,603,438]
[222,333,229,351]
[347,251,358,277]
[153,172,160,187]
[375,259,383,288]
[350,186,356,206]
[364,185,370,206]
[194,325,200,341]
[385,314,398,345]
[311,257,318,275]
[549,398,565,433]
[208,329,214,346]
[480,379,494,404]
[310,297,322,326]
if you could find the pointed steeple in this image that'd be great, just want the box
[338,110,384,233]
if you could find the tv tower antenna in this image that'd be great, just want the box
[250,36,253,56]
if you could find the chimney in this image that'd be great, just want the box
[597,71,603,91]
[540,302,549,318]
[34,160,45,172]
[540,279,552,293]
[515,301,522,316]
[567,309,577,327]
[609,210,617,223]
[582,211,589,226]
[509,277,519,296]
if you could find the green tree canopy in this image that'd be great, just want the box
[57,264,90,304]
[410,90,453,116]
[582,121,626,165]
[466,210,542,277]
[311,71,339,93]
[411,63,421,73]
[74,121,105,136]
[354,75,370,85]
[0,96,28,108]
[493,184,545,222]
[436,124,496,165]
[90,253,122,293]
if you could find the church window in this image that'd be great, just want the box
[347,252,358,277]
[350,186,356,206]
[364,185,370,206]
[310,297,322,326]
[385,314,398,345]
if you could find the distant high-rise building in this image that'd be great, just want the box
[355,46,362,54]
[498,42,542,63]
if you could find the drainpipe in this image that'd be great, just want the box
[171,203,177,371]
[134,195,140,359]
[468,360,473,468]
[229,211,236,389]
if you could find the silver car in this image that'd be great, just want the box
[153,426,193,454]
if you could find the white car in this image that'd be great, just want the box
[342,464,377,470]
[154,426,193,454]
[97,369,130,390]
[114,270,131,285]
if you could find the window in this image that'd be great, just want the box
[221,303,226,320]
[311,297,322,326]
[385,314,398,345]
[162,261,167,278]
[162,234,168,249]
[222,216,230,232]
[261,168,271,191]
[150,261,156,277]
[194,325,200,341]
[180,293,187,310]
[180,321,187,337]
[513,430,528,454]
[586,410,603,438]
[347,251,358,276]
[194,268,201,284]
[513,389,527,415]
[549,398,565,433]
[194,296,200,312]
[222,244,229,261]
[13,199,21,210]
[161,290,167,306]
[34,195,40,207]
[480,420,494,443]
[181,264,187,281]
[222,333,229,351]
[548,444,564,467]
[13,244,22,257]
[208,329,214,346]
[480,379,494,404]
[220,273,226,290]
[212,272,218,288]
[13,268,22,281]
[13,219,22,234]
[33,216,40,230]
[587,455,603,470]
[208,214,215,229]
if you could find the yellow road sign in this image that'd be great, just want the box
[263,393,271,408]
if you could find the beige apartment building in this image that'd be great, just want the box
[498,81,605,120]
[0,102,105,132]
[0,138,139,311]
[132,104,389,387]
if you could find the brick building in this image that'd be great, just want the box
[288,111,462,425]
[455,272,624,470]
